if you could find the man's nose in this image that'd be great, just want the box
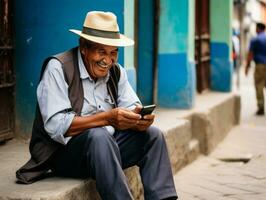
[103,56,112,65]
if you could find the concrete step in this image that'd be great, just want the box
[0,120,194,200]
[0,92,240,200]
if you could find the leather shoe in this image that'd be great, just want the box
[256,108,264,116]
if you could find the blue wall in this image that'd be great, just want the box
[158,53,195,108]
[157,0,195,108]
[210,43,233,91]
[124,0,136,91]
[210,0,233,92]
[14,0,125,135]
[136,0,155,105]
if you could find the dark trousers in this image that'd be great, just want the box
[51,126,177,200]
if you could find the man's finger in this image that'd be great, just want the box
[119,116,139,125]
[143,114,155,120]
[137,118,153,126]
[120,109,141,120]
[133,104,142,114]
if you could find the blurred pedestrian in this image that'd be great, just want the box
[245,22,266,115]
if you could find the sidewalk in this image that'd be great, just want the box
[174,68,266,199]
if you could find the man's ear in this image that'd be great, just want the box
[81,48,86,55]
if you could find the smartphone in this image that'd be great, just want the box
[140,104,156,117]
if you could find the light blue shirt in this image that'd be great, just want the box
[37,49,141,145]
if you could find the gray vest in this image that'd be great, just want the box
[16,47,120,184]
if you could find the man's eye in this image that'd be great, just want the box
[99,51,106,55]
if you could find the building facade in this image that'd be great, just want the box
[0,0,234,137]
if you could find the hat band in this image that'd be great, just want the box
[82,27,120,39]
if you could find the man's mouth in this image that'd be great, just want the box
[97,61,110,69]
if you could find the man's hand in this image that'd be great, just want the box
[108,107,141,130]
[132,104,155,132]
[245,51,253,76]
[245,64,250,76]
[133,114,155,132]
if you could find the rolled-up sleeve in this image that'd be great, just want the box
[117,65,141,110]
[37,59,74,145]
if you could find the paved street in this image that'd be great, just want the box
[174,67,266,200]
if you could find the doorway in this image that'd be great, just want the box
[195,0,211,93]
[0,0,15,142]
[135,0,159,105]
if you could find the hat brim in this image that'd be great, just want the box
[69,29,134,47]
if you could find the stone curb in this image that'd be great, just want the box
[0,93,240,200]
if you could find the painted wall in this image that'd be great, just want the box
[136,0,155,105]
[157,0,195,108]
[124,0,136,91]
[14,0,135,136]
[210,0,233,92]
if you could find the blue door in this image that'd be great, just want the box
[136,0,158,105]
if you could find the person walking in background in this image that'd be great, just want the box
[245,22,266,116]
[16,11,178,200]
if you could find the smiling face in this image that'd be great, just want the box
[80,39,119,80]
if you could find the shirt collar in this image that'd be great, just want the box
[78,48,110,83]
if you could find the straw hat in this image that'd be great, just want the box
[70,11,134,47]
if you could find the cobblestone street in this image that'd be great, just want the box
[174,68,266,199]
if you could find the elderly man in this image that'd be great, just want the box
[16,11,177,200]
